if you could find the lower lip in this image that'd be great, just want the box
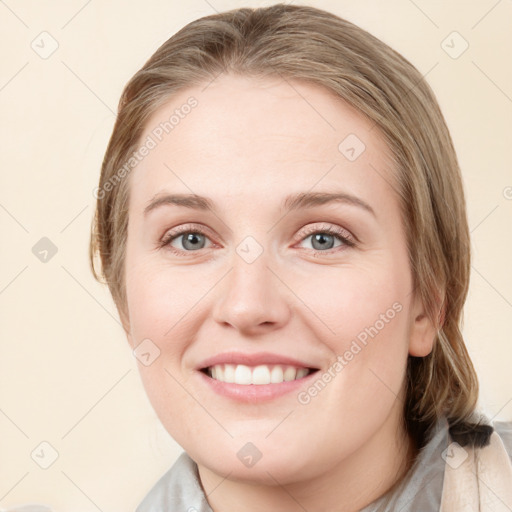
[197,370,318,403]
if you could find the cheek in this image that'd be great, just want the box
[302,278,410,456]
[125,261,206,442]
[295,260,412,402]
[292,258,410,342]
[125,257,206,342]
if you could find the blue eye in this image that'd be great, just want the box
[161,229,211,253]
[175,232,207,251]
[297,226,355,252]
[303,232,342,250]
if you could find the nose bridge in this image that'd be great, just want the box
[212,236,291,333]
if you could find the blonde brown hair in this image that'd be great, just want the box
[90,3,483,448]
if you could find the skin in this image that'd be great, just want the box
[124,74,437,512]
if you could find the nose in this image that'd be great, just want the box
[212,253,292,335]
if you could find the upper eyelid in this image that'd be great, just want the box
[298,223,353,239]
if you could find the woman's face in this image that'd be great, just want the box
[124,74,435,485]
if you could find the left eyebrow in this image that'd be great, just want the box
[283,191,376,217]
[144,193,216,216]
[143,191,375,217]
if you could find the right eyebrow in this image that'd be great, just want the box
[144,194,216,216]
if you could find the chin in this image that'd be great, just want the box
[191,439,319,485]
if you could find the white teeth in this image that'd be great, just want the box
[224,364,235,383]
[234,364,252,385]
[207,364,312,385]
[252,365,271,385]
[283,367,297,381]
[270,365,284,383]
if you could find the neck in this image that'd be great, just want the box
[197,409,416,512]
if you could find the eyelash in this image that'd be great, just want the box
[159,223,356,256]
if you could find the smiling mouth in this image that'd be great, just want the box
[201,364,319,385]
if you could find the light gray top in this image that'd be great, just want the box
[136,418,512,512]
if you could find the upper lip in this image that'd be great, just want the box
[197,351,320,370]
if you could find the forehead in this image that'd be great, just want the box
[130,74,395,207]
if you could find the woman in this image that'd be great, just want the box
[89,4,512,511]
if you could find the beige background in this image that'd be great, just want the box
[1,0,511,510]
